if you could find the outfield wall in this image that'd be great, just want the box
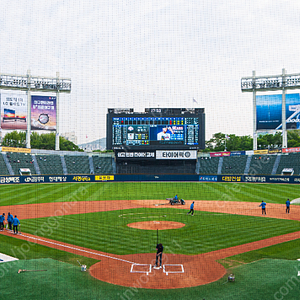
[0,174,299,184]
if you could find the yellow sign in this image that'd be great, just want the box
[1,147,31,153]
[95,175,114,181]
[254,150,268,155]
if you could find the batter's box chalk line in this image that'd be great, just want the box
[163,264,184,276]
[130,263,152,276]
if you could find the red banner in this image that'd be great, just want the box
[282,147,300,153]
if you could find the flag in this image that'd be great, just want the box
[225,134,230,140]
[193,98,198,104]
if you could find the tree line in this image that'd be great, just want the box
[204,130,300,152]
[2,131,83,151]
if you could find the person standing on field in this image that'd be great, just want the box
[7,212,13,230]
[187,201,195,216]
[13,215,20,234]
[0,213,5,231]
[286,199,290,214]
[259,201,266,215]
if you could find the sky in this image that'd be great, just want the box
[1,0,300,144]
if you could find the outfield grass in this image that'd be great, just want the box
[20,208,300,255]
[0,182,299,207]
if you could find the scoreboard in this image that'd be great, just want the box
[106,108,205,150]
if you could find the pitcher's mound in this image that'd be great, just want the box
[127,221,185,230]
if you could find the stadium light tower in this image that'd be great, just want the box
[241,69,300,150]
[0,70,71,150]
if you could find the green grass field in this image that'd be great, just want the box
[0,181,299,300]
[21,208,300,255]
[0,182,299,206]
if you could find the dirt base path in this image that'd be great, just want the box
[1,200,299,289]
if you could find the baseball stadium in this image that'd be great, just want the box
[0,104,300,300]
[1,3,300,298]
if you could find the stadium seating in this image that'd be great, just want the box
[198,157,219,174]
[35,154,64,175]
[221,156,248,174]
[92,156,114,174]
[248,155,277,175]
[64,155,90,174]
[275,153,300,175]
[7,152,36,175]
[0,154,10,175]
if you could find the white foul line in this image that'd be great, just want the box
[20,233,135,265]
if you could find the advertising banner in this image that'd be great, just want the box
[282,147,300,153]
[1,147,31,153]
[210,151,231,157]
[31,95,56,131]
[230,151,246,156]
[156,150,197,160]
[116,151,156,160]
[256,93,300,130]
[199,175,218,182]
[0,92,27,130]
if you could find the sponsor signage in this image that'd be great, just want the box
[282,147,300,153]
[116,151,155,159]
[95,175,114,181]
[221,176,242,182]
[0,92,27,130]
[1,147,31,153]
[210,152,231,157]
[31,95,57,131]
[254,150,268,155]
[243,176,267,183]
[199,175,218,182]
[156,150,197,160]
[230,151,245,156]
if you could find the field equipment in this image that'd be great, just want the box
[167,198,185,205]
[18,269,47,274]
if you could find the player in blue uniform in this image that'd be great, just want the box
[13,215,20,234]
[259,201,266,215]
[7,212,13,230]
[0,213,5,231]
[286,199,290,214]
[187,201,195,216]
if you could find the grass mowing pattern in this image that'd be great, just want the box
[20,208,300,255]
[0,182,299,206]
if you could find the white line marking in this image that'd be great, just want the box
[130,263,151,275]
[20,233,135,264]
[163,264,184,275]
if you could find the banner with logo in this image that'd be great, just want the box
[156,150,197,160]
[31,95,56,131]
[0,92,27,130]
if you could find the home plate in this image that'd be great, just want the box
[0,253,19,263]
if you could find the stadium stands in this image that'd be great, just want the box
[92,156,114,174]
[35,154,64,175]
[64,155,90,174]
[248,155,277,175]
[0,154,10,175]
[198,157,219,174]
[7,152,36,175]
[275,153,300,175]
[221,156,248,174]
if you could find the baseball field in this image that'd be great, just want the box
[1,181,300,300]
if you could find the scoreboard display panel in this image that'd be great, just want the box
[106,108,205,150]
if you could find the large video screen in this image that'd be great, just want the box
[106,109,205,150]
